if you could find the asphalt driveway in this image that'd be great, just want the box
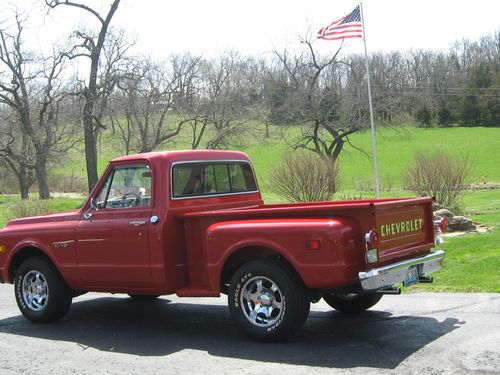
[0,285,498,374]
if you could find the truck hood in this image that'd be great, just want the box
[4,210,81,228]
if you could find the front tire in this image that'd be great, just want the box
[323,292,383,313]
[14,257,72,323]
[228,260,309,342]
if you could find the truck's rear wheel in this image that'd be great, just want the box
[323,292,382,313]
[228,260,309,341]
[14,257,72,323]
[128,294,160,301]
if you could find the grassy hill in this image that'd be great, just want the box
[46,125,500,194]
[244,126,500,191]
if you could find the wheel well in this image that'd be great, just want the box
[220,246,305,292]
[8,247,51,282]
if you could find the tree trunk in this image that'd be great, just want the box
[83,99,99,192]
[18,165,30,200]
[76,0,121,193]
[35,154,50,200]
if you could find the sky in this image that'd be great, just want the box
[0,0,499,59]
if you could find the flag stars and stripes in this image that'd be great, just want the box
[317,5,363,41]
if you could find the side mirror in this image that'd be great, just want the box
[83,198,98,220]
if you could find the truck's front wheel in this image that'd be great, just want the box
[14,257,72,323]
[323,292,382,313]
[228,260,309,341]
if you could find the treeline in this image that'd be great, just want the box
[0,3,498,198]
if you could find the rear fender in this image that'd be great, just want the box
[215,238,301,289]
[205,217,362,291]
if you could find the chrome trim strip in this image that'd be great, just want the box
[129,220,147,226]
[358,250,445,292]
[170,190,259,201]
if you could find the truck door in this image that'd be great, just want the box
[76,164,154,289]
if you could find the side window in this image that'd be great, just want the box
[172,162,257,198]
[96,165,152,209]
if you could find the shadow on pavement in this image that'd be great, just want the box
[0,296,463,369]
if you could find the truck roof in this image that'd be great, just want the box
[111,150,252,164]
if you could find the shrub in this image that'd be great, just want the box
[268,152,340,202]
[49,173,87,193]
[437,107,454,127]
[338,193,366,201]
[404,151,472,211]
[8,199,49,220]
[416,105,432,128]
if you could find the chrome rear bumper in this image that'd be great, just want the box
[358,250,445,292]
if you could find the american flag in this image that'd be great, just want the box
[317,5,363,41]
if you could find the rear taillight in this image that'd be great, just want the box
[365,229,380,247]
[364,229,380,263]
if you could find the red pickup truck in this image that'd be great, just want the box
[0,150,445,341]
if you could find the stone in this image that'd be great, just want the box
[448,215,476,232]
[434,208,454,220]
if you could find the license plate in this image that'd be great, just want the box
[403,266,419,287]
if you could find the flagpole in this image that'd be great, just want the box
[359,2,380,198]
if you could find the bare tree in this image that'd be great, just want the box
[186,52,252,150]
[272,33,369,161]
[110,53,200,154]
[0,15,76,199]
[0,110,36,199]
[46,0,121,191]
[93,29,130,136]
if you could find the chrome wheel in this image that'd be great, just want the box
[240,276,284,327]
[22,270,49,311]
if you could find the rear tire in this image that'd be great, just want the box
[323,293,382,313]
[128,294,160,301]
[228,260,309,342]
[14,257,72,323]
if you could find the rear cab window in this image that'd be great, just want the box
[172,161,258,199]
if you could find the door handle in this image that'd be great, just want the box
[129,220,147,226]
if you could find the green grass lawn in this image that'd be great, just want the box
[245,125,500,191]
[46,125,500,193]
[0,195,85,229]
[412,189,500,292]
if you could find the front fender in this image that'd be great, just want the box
[6,238,58,280]
[3,228,78,288]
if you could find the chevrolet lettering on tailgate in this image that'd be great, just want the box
[380,218,423,238]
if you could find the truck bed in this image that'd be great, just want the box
[178,197,436,295]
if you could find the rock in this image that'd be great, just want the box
[448,215,476,232]
[433,209,480,233]
[435,209,454,220]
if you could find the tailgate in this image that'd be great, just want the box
[372,197,435,265]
